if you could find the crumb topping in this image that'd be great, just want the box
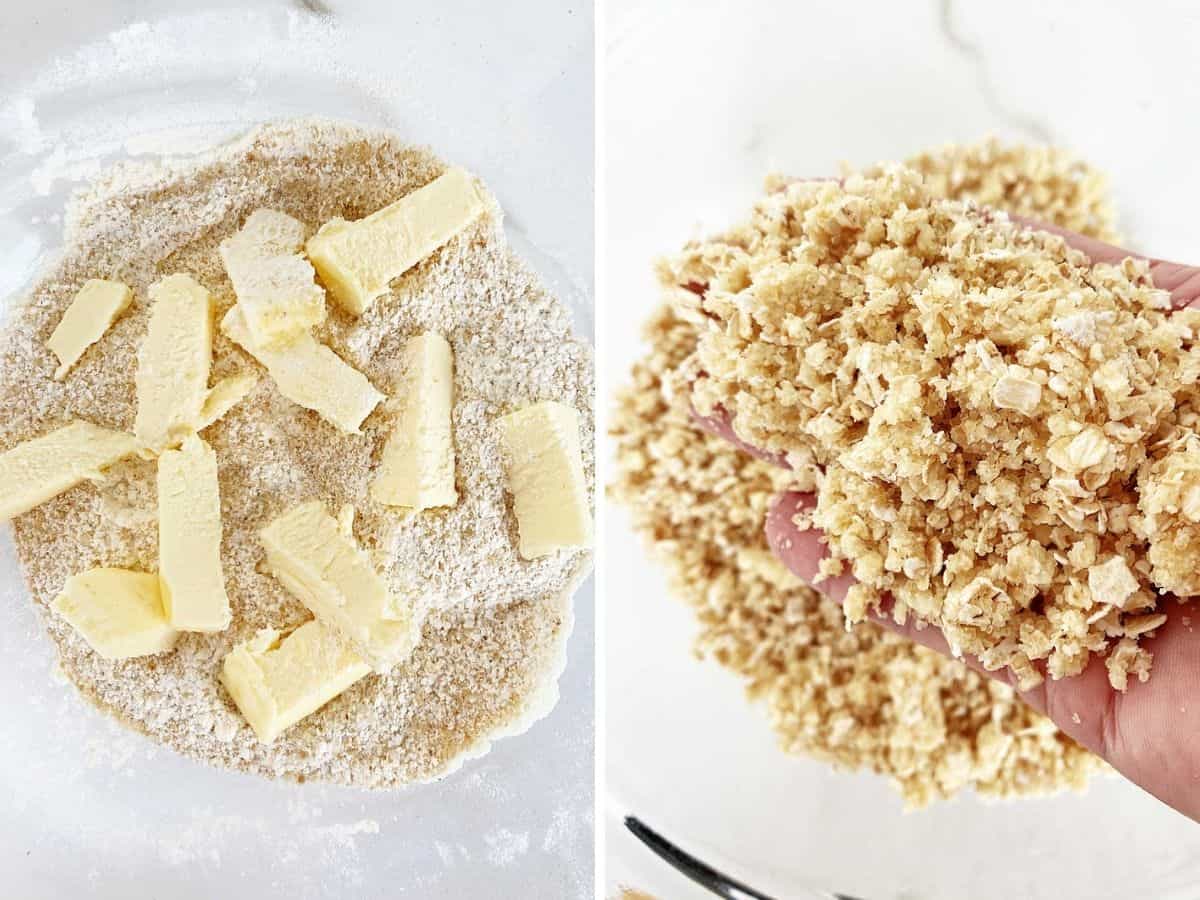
[670,164,1198,692]
[612,140,1127,806]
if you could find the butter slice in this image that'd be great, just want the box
[498,401,593,560]
[220,209,326,347]
[221,305,383,433]
[196,371,259,432]
[134,274,213,452]
[220,620,369,743]
[157,435,231,632]
[47,279,132,379]
[0,421,141,521]
[305,168,486,316]
[50,568,178,660]
[371,333,457,510]
[260,501,417,671]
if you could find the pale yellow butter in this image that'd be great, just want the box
[221,305,383,433]
[305,167,486,316]
[260,500,417,671]
[219,209,326,347]
[50,568,178,660]
[371,332,457,510]
[134,274,213,452]
[47,279,132,379]
[220,620,369,743]
[0,421,141,521]
[196,371,259,432]
[498,401,593,560]
[157,435,231,632]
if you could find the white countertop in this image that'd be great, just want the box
[603,1,1200,897]
[0,2,593,898]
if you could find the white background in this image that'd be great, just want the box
[603,1,1200,898]
[0,1,593,897]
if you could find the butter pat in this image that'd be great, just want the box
[260,501,417,671]
[220,209,326,347]
[220,620,369,743]
[196,371,259,432]
[157,435,231,632]
[47,279,132,379]
[0,421,141,521]
[134,274,213,452]
[498,401,592,559]
[305,168,486,316]
[221,305,383,433]
[51,568,178,659]
[371,332,457,510]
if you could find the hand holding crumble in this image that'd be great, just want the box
[685,180,1200,820]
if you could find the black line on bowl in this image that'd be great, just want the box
[624,815,774,899]
[623,816,866,900]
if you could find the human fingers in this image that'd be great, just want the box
[691,405,790,467]
[764,489,1076,718]
[765,487,1200,821]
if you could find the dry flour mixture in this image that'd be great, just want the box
[0,119,593,786]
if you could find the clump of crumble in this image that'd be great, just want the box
[1139,434,1200,598]
[898,138,1119,243]
[667,163,1200,692]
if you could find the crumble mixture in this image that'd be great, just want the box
[900,140,1119,243]
[611,141,1123,807]
[672,162,1200,693]
[0,119,594,786]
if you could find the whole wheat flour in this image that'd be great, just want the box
[0,119,593,786]
[610,141,1113,807]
